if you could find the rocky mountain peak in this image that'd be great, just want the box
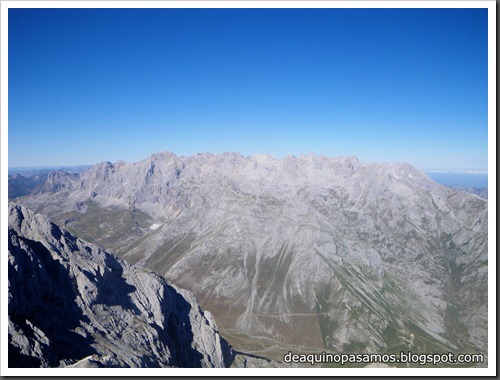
[13,151,488,364]
[8,202,235,368]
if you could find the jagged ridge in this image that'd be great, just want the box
[16,151,488,363]
[8,202,234,368]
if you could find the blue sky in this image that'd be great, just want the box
[8,7,488,171]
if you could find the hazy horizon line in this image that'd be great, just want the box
[7,149,488,173]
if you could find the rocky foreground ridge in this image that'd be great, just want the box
[15,152,488,363]
[8,202,236,368]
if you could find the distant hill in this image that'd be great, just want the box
[8,166,90,199]
[449,186,487,200]
[8,172,49,199]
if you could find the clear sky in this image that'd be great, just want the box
[8,7,488,171]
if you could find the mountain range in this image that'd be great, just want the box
[12,151,488,366]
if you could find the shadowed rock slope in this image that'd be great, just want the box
[8,203,235,368]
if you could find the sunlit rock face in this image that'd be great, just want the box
[17,151,488,362]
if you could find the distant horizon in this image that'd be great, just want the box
[7,149,488,174]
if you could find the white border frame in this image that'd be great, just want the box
[1,1,495,377]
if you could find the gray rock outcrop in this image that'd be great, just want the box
[8,203,234,368]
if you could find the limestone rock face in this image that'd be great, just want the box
[16,152,488,362]
[8,203,233,368]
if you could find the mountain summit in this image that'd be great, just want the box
[8,202,233,368]
[15,151,488,364]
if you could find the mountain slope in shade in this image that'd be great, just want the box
[16,152,488,363]
[8,202,234,368]
[8,172,50,199]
